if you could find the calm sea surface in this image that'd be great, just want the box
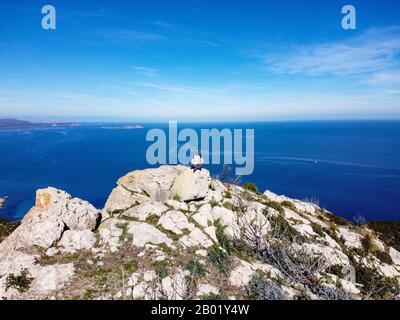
[1,121,399,221]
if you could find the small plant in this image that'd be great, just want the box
[245,272,287,300]
[374,249,393,265]
[209,199,219,208]
[312,285,350,300]
[186,260,207,277]
[361,233,375,255]
[355,264,399,299]
[115,222,128,229]
[216,224,231,254]
[201,292,224,300]
[173,194,182,201]
[327,213,351,227]
[242,183,260,194]
[223,202,234,211]
[310,222,325,237]
[152,260,170,278]
[265,201,285,215]
[224,190,232,199]
[281,200,298,212]
[207,245,231,275]
[123,259,138,273]
[83,289,97,300]
[6,270,33,293]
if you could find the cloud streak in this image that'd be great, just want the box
[265,27,400,77]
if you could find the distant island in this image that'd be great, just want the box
[0,118,81,130]
[101,125,144,130]
[0,196,7,209]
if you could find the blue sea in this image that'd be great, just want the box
[1,121,400,222]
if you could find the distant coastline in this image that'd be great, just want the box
[0,118,144,131]
[0,118,81,130]
[0,196,7,210]
[101,125,143,130]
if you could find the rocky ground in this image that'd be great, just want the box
[0,165,399,300]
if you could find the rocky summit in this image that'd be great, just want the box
[1,165,399,300]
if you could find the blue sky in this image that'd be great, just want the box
[0,0,400,121]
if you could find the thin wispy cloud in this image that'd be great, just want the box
[365,71,400,85]
[265,27,400,77]
[133,66,159,78]
[93,30,167,43]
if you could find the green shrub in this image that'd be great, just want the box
[355,265,399,299]
[245,272,287,300]
[374,250,393,265]
[281,200,298,212]
[207,245,231,275]
[310,222,325,237]
[265,201,285,215]
[123,259,138,273]
[201,293,224,300]
[361,234,375,255]
[242,183,260,194]
[209,199,220,208]
[224,190,232,199]
[186,260,207,277]
[152,260,170,278]
[0,219,20,243]
[268,213,302,242]
[173,194,182,201]
[328,213,351,227]
[368,221,400,252]
[216,224,231,254]
[223,202,234,211]
[6,270,32,293]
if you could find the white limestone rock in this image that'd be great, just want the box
[191,204,213,228]
[337,227,362,249]
[196,283,220,297]
[127,222,174,247]
[58,230,97,252]
[29,263,75,296]
[179,228,213,248]
[170,167,211,201]
[165,199,189,211]
[104,186,148,214]
[123,201,168,221]
[157,211,194,235]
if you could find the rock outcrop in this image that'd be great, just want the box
[1,166,400,300]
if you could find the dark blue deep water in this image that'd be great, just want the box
[1,121,400,222]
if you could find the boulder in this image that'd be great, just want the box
[123,201,168,221]
[179,228,213,248]
[170,167,211,201]
[157,211,194,235]
[196,283,220,297]
[115,165,211,202]
[104,186,149,214]
[191,204,213,228]
[58,230,97,252]
[29,263,75,295]
[118,166,181,202]
[127,222,174,247]
[30,187,100,231]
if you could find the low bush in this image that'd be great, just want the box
[207,245,231,275]
[6,270,32,293]
[186,260,207,278]
[265,201,285,215]
[245,272,287,300]
[242,183,260,194]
